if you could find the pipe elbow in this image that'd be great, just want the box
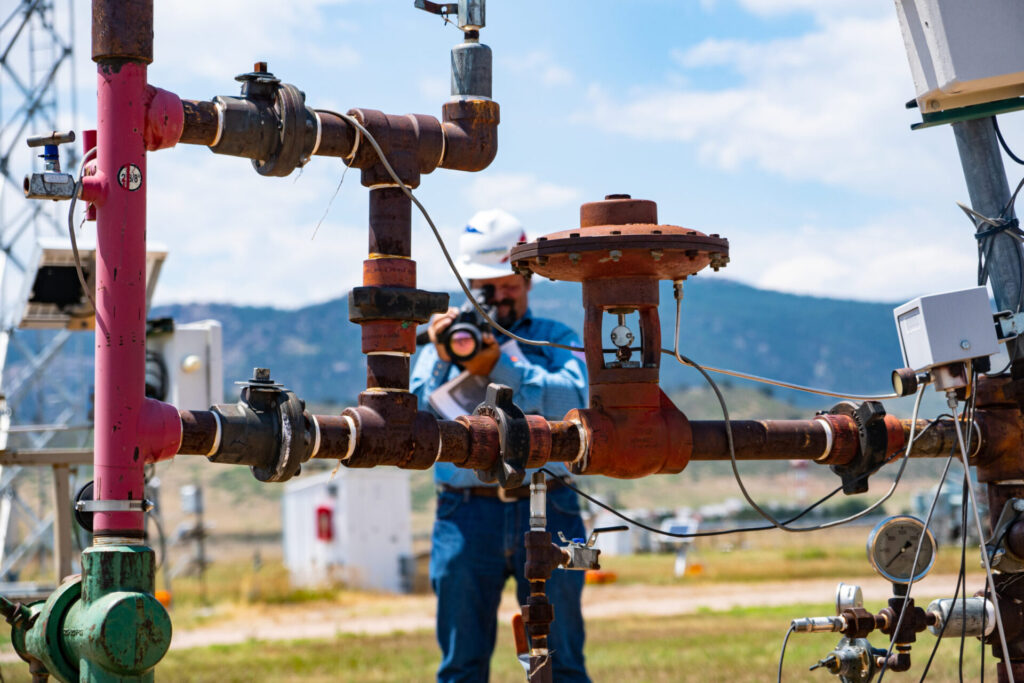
[439,99,499,172]
[139,398,182,463]
[143,85,184,151]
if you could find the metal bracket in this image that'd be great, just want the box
[995,310,1024,341]
[415,0,458,16]
[75,499,153,513]
[987,498,1024,573]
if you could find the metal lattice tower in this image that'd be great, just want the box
[0,0,83,593]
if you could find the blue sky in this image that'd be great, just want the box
[17,0,1024,308]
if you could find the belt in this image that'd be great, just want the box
[440,477,569,503]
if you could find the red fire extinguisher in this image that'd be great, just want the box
[316,488,335,542]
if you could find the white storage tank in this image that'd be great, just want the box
[282,469,413,593]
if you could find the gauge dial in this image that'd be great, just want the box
[866,516,936,584]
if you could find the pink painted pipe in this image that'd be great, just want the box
[92,60,182,539]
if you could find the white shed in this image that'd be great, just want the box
[282,468,412,593]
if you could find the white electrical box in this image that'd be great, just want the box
[896,0,1024,114]
[146,320,224,410]
[893,286,999,372]
[282,469,412,593]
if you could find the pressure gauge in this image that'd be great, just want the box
[866,515,936,584]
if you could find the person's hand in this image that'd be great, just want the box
[461,332,500,376]
[428,308,458,362]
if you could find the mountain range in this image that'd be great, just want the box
[151,278,906,411]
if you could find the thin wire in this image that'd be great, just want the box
[310,161,350,240]
[659,350,901,403]
[876,449,956,683]
[777,624,795,683]
[959,475,969,683]
[994,116,1024,166]
[316,107,903,403]
[67,146,97,314]
[949,391,1015,683]
[538,414,948,542]
[672,292,923,532]
[916,472,966,681]
[314,108,582,355]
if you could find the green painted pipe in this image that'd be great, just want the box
[9,545,171,682]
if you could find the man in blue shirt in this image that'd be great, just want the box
[411,209,591,682]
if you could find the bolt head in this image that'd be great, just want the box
[253,367,271,382]
[960,340,971,350]
[254,61,268,73]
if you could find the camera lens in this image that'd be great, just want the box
[445,324,482,361]
[449,330,478,359]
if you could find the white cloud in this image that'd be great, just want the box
[465,173,582,216]
[577,15,958,198]
[501,51,574,87]
[418,75,449,102]
[149,1,362,84]
[145,149,365,308]
[736,0,888,19]
[724,209,979,301]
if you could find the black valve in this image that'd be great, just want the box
[206,367,314,483]
[472,383,529,488]
[208,62,314,178]
[827,401,889,495]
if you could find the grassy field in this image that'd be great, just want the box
[0,527,993,681]
[0,604,992,682]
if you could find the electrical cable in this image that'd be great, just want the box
[316,108,903,403]
[994,116,1024,166]
[671,289,924,532]
[876,448,957,683]
[541,412,953,542]
[916,467,967,681]
[67,146,97,315]
[777,624,795,683]
[948,383,1015,683]
[959,475,970,683]
[660,347,899,401]
[314,108,581,355]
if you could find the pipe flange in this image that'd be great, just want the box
[253,82,308,178]
[473,383,529,489]
[827,401,889,495]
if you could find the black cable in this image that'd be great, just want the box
[917,485,965,681]
[981,571,987,682]
[994,116,1024,166]
[959,476,969,683]
[540,434,935,541]
[777,624,795,683]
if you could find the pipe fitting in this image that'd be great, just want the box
[204,370,315,482]
[143,85,184,151]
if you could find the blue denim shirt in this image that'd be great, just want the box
[410,308,587,488]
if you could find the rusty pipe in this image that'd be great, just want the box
[177,98,498,178]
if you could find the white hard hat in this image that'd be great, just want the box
[458,209,527,280]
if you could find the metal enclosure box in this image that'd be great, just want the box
[893,286,999,371]
[282,469,412,593]
[145,320,224,409]
[895,0,1024,113]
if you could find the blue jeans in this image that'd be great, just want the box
[430,485,591,683]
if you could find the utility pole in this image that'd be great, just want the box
[952,118,1024,363]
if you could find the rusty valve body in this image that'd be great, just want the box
[510,195,728,478]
